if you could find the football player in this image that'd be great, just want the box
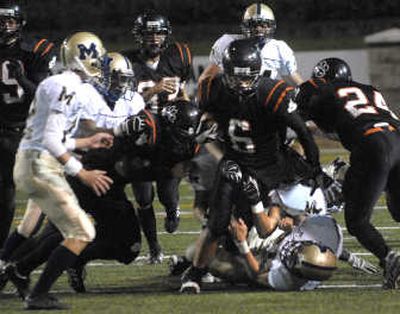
[126,12,194,263]
[0,1,54,249]
[295,57,400,289]
[2,32,114,310]
[180,38,321,294]
[199,2,302,86]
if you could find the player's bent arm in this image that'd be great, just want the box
[282,71,304,86]
[253,205,281,238]
[198,63,221,84]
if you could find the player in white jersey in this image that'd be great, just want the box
[199,3,303,86]
[6,32,114,311]
[78,52,145,133]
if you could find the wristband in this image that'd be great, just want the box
[64,156,83,176]
[237,241,250,255]
[251,201,264,214]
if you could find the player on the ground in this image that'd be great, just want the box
[296,57,400,289]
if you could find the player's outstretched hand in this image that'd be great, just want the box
[87,133,114,149]
[78,169,114,196]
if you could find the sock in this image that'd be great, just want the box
[30,245,78,298]
[17,232,63,276]
[138,207,159,251]
[0,230,27,262]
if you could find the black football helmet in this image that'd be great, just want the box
[311,58,352,82]
[241,3,276,40]
[0,1,25,47]
[222,38,262,96]
[131,13,171,58]
[161,100,200,143]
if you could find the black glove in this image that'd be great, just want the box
[221,160,242,185]
[242,175,261,206]
[323,179,343,207]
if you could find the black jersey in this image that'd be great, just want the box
[82,109,198,181]
[0,36,54,126]
[198,74,320,170]
[126,42,193,112]
[296,78,400,151]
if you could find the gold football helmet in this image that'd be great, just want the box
[60,31,106,78]
[106,52,136,100]
[281,241,337,281]
[242,3,276,39]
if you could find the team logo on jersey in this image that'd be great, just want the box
[287,99,298,113]
[161,105,178,124]
[77,43,98,60]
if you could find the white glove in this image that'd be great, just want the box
[114,115,147,136]
[195,119,218,144]
[348,253,379,275]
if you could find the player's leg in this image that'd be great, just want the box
[131,181,162,263]
[157,177,181,233]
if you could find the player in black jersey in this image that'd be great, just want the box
[296,57,400,289]
[126,12,194,263]
[0,1,54,248]
[180,38,321,294]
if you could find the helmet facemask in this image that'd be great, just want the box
[0,5,24,47]
[223,67,261,96]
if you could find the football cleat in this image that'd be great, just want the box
[67,265,87,293]
[6,263,30,299]
[164,210,180,234]
[0,260,9,291]
[24,293,70,311]
[148,244,164,264]
[383,251,400,289]
[168,255,191,276]
[180,280,201,294]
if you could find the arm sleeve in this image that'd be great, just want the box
[42,110,69,157]
[277,41,298,76]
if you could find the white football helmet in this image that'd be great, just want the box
[105,52,136,101]
[242,3,276,39]
[60,31,106,78]
[280,240,337,281]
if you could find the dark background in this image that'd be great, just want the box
[18,0,400,53]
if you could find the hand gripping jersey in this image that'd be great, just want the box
[296,78,400,151]
[209,34,298,79]
[126,42,193,112]
[198,74,319,171]
[0,36,54,126]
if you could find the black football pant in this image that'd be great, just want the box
[344,130,400,264]
[0,129,22,248]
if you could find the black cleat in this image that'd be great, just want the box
[168,255,191,276]
[0,260,9,291]
[6,263,30,299]
[24,293,70,310]
[67,265,87,293]
[148,243,164,264]
[383,251,400,289]
[165,210,180,233]
[179,266,205,294]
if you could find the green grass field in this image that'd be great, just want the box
[1,147,400,313]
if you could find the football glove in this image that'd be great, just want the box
[221,160,242,185]
[348,253,379,275]
[242,175,261,206]
[114,115,147,137]
[323,179,343,207]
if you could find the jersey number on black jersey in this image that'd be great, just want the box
[0,60,24,105]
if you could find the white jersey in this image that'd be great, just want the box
[19,71,98,155]
[209,34,298,79]
[80,89,145,129]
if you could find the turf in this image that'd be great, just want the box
[1,148,400,313]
